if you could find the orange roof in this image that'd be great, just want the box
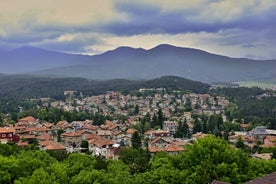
[61,132,82,137]
[148,146,162,153]
[85,134,99,140]
[17,141,29,147]
[46,143,66,150]
[144,130,154,135]
[187,122,194,129]
[240,123,250,128]
[0,127,15,133]
[150,137,169,144]
[165,143,184,152]
[113,130,121,136]
[126,128,136,134]
[105,120,115,127]
[14,126,26,130]
[84,125,99,131]
[192,132,207,138]
[60,129,87,137]
[36,134,52,141]
[262,143,276,148]
[36,126,50,132]
[21,127,37,133]
[88,137,113,148]
[43,122,53,128]
[19,116,36,122]
[55,121,69,128]
[40,141,66,150]
[265,136,276,142]
[108,125,118,130]
[97,130,111,136]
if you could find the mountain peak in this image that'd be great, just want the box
[11,46,47,52]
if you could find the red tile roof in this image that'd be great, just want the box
[113,130,121,136]
[36,134,52,141]
[40,141,66,150]
[165,143,184,152]
[148,146,162,153]
[19,116,36,122]
[16,141,29,147]
[83,125,99,131]
[0,127,15,133]
[88,136,113,148]
[61,132,82,137]
[126,128,136,134]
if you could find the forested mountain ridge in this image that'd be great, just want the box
[0,75,210,99]
[0,44,276,83]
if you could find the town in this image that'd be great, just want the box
[1,88,275,161]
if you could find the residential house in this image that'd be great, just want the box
[252,126,269,141]
[263,136,276,148]
[163,121,178,134]
[39,140,66,151]
[97,130,112,139]
[0,127,16,142]
[61,131,84,148]
[88,135,114,157]
[16,116,36,127]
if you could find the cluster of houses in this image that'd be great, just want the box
[49,91,229,122]
[1,91,275,160]
[0,116,189,159]
[1,114,276,160]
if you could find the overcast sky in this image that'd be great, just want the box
[0,0,276,59]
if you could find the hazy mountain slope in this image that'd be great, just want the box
[1,44,275,83]
[36,44,276,83]
[0,46,91,73]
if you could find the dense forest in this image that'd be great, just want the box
[212,87,276,127]
[1,136,276,184]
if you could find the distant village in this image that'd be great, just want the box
[1,89,276,160]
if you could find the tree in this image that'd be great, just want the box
[193,119,202,134]
[157,109,165,129]
[235,136,245,150]
[131,131,142,149]
[174,119,189,138]
[93,112,105,126]
[0,113,4,126]
[151,113,158,128]
[223,128,229,141]
[80,140,89,153]
[57,129,64,142]
[119,147,150,174]
[176,136,273,184]
[133,104,139,115]
[184,98,192,111]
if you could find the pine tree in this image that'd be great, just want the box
[131,131,142,149]
[157,109,164,129]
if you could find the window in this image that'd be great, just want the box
[2,134,6,138]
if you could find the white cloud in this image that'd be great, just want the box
[0,0,275,59]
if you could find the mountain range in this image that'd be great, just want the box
[1,44,275,83]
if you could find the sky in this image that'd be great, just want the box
[0,0,276,59]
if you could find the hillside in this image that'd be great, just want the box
[0,75,210,99]
[1,44,276,83]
